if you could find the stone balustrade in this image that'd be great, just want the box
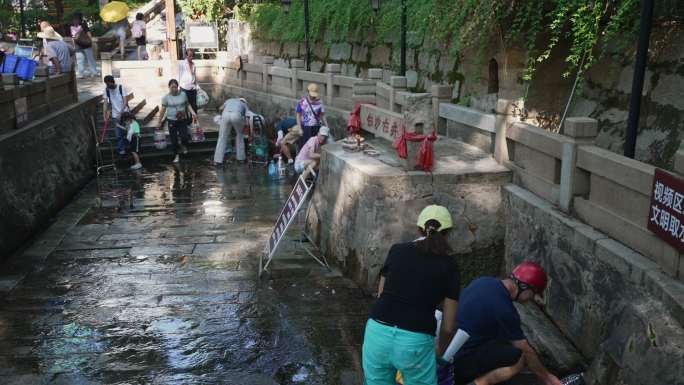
[104,54,436,136]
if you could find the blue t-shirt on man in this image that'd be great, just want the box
[276,117,297,135]
[456,277,525,353]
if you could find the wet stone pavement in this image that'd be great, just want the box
[0,157,371,385]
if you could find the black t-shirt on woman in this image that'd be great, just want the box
[369,241,461,336]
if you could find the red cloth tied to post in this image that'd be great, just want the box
[393,129,438,172]
[347,104,362,135]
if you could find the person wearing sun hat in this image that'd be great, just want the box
[296,83,329,148]
[294,125,330,177]
[38,26,73,75]
[362,205,461,385]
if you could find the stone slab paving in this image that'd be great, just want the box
[0,155,545,385]
[0,157,371,385]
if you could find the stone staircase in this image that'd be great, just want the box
[95,91,221,163]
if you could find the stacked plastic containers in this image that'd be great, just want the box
[15,58,36,80]
[1,54,19,74]
[1,54,37,80]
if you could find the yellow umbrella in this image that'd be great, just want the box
[100,1,130,23]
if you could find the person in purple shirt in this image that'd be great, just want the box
[296,83,329,147]
[294,126,330,177]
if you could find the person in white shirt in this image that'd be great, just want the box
[103,75,130,155]
[177,48,198,118]
[214,98,248,165]
[131,13,146,60]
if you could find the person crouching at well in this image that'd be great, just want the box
[294,126,330,177]
[452,261,563,385]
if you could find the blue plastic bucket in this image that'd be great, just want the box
[1,54,19,73]
[15,58,36,80]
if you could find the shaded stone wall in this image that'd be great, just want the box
[504,185,684,385]
[0,73,78,136]
[0,96,99,258]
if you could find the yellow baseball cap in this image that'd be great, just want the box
[417,205,453,231]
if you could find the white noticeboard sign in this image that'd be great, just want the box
[185,23,219,49]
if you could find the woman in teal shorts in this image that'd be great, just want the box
[363,205,460,385]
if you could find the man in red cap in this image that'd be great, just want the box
[452,261,562,385]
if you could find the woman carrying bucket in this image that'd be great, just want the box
[363,205,460,385]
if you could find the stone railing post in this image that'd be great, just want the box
[291,59,305,97]
[352,80,376,105]
[326,63,341,107]
[389,76,407,113]
[559,117,598,212]
[367,68,382,82]
[101,52,113,80]
[494,99,514,164]
[262,56,274,93]
[239,55,249,88]
[431,85,452,135]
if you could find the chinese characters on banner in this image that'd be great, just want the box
[359,104,404,141]
[647,168,684,253]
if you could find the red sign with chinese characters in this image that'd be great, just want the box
[647,168,684,253]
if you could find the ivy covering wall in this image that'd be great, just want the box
[237,0,644,81]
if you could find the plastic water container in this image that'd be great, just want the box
[153,130,167,150]
[15,58,36,80]
[268,160,279,179]
[1,54,19,73]
[190,122,205,143]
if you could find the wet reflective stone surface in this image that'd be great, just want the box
[0,157,371,384]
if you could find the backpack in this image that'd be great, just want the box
[75,27,92,48]
[106,85,128,119]
[106,84,123,101]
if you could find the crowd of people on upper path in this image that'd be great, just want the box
[99,38,333,174]
[363,204,565,385]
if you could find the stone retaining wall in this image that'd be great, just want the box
[0,73,78,135]
[504,184,684,385]
[0,96,99,258]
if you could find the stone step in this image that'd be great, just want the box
[99,143,219,162]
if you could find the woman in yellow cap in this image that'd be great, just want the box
[362,205,460,385]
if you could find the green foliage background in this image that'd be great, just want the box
[236,0,644,80]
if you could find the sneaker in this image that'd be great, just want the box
[130,163,143,170]
[173,154,180,163]
[180,145,188,155]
